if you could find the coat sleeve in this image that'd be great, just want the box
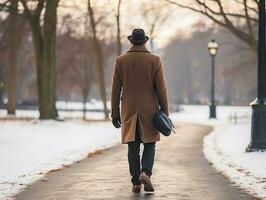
[111,58,122,118]
[154,57,169,115]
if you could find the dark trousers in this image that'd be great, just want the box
[127,119,156,185]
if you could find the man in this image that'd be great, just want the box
[111,29,169,193]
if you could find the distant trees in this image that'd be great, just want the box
[56,8,116,119]
[163,21,256,105]
[165,0,259,54]
[57,23,95,120]
[1,0,120,119]
[0,0,259,117]
[1,0,60,119]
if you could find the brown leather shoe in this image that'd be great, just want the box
[139,172,154,192]
[132,184,142,193]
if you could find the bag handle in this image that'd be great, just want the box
[154,85,176,134]
[154,85,161,112]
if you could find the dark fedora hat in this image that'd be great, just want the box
[127,29,149,44]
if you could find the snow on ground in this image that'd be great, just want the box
[0,120,120,200]
[0,109,106,120]
[0,104,265,199]
[56,99,110,111]
[170,105,250,126]
[0,99,108,119]
[171,105,266,199]
[203,120,266,199]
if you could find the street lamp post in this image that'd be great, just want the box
[208,39,218,119]
[247,0,266,151]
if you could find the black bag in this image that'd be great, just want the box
[153,88,175,136]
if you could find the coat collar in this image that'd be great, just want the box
[127,45,150,53]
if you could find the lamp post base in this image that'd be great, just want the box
[209,104,216,119]
[247,101,266,152]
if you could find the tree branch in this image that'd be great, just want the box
[214,0,252,46]
[0,0,10,12]
[33,0,44,18]
[0,0,28,18]
[165,0,258,54]
[19,0,32,17]
[243,0,257,52]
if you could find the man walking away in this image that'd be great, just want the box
[111,29,169,193]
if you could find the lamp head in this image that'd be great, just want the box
[208,39,218,56]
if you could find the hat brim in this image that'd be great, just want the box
[127,35,149,44]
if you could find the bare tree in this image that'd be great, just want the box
[140,2,172,52]
[165,0,259,54]
[81,60,93,119]
[87,0,109,119]
[0,28,6,107]
[6,0,25,114]
[116,0,122,56]
[1,0,60,119]
[6,0,18,114]
[0,16,7,107]
[82,13,94,120]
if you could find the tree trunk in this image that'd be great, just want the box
[96,51,109,119]
[29,1,59,119]
[42,0,59,119]
[0,79,3,107]
[88,0,109,119]
[7,0,19,115]
[82,89,87,120]
[31,19,45,118]
[5,0,59,119]
[150,37,154,52]
[116,0,122,56]
[82,60,92,120]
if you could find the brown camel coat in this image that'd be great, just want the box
[111,45,169,144]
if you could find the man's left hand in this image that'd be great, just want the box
[112,116,121,128]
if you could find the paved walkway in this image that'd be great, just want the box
[14,123,257,200]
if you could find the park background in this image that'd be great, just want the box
[0,0,266,200]
[0,0,259,117]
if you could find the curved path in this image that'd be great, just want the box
[14,123,257,200]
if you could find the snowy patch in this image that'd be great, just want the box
[203,120,266,199]
[0,109,105,120]
[0,120,120,200]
